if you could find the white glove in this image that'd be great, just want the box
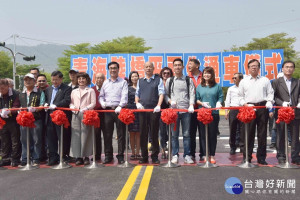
[1,113,8,118]
[27,107,36,112]
[49,104,57,110]
[216,102,222,108]
[282,101,290,107]
[247,104,256,111]
[297,103,300,109]
[170,101,177,109]
[136,103,144,110]
[80,107,88,113]
[100,101,106,109]
[115,106,122,114]
[44,103,49,111]
[70,105,76,109]
[265,101,273,109]
[188,105,194,113]
[1,108,10,116]
[202,102,211,108]
[153,105,161,113]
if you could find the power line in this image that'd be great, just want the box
[146,18,300,41]
[19,36,71,46]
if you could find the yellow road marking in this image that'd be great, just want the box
[135,166,154,200]
[116,166,142,200]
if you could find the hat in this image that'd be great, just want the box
[24,73,36,80]
[69,69,79,73]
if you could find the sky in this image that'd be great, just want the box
[1,0,300,54]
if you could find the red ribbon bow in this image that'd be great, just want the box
[197,108,213,125]
[276,107,295,124]
[50,110,70,128]
[237,107,256,123]
[118,108,135,125]
[16,111,36,128]
[161,108,178,130]
[0,117,6,129]
[82,110,100,128]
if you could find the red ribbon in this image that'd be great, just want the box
[237,107,256,123]
[50,110,70,128]
[0,117,6,129]
[276,107,295,124]
[82,110,100,128]
[197,108,213,124]
[16,111,36,128]
[118,108,135,125]
[161,108,178,130]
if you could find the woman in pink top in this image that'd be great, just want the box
[69,72,96,165]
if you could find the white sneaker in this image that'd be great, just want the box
[171,155,178,164]
[184,155,194,164]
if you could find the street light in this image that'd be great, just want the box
[0,41,35,89]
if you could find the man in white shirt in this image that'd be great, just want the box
[225,73,243,155]
[238,59,274,165]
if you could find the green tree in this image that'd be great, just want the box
[57,43,90,83]
[57,36,152,83]
[16,64,40,76]
[90,36,152,54]
[226,32,300,78]
[0,51,13,79]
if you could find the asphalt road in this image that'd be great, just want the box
[0,116,299,200]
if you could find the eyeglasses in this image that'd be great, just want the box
[163,72,170,75]
[232,77,237,80]
[38,80,46,82]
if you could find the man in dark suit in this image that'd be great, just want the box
[272,60,300,165]
[91,72,105,161]
[44,71,72,166]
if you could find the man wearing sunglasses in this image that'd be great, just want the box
[36,74,49,162]
[225,73,243,155]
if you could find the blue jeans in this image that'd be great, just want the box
[171,112,191,157]
[20,119,42,162]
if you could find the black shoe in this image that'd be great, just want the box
[11,161,20,167]
[291,160,300,165]
[91,156,101,162]
[75,158,84,166]
[84,157,90,165]
[33,160,40,166]
[289,142,292,147]
[269,143,276,149]
[199,156,204,161]
[103,157,113,164]
[19,162,27,167]
[118,157,125,164]
[0,160,11,167]
[258,160,268,165]
[278,158,286,164]
[139,158,149,164]
[230,148,236,155]
[152,158,160,164]
[47,159,59,166]
[241,159,251,164]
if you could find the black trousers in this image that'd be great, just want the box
[46,118,63,161]
[0,120,21,162]
[95,113,105,158]
[228,110,241,149]
[139,112,160,159]
[199,114,219,156]
[276,119,300,161]
[190,112,204,157]
[103,112,125,159]
[241,108,268,161]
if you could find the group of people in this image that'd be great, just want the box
[0,58,300,168]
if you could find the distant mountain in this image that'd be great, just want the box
[4,44,70,73]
